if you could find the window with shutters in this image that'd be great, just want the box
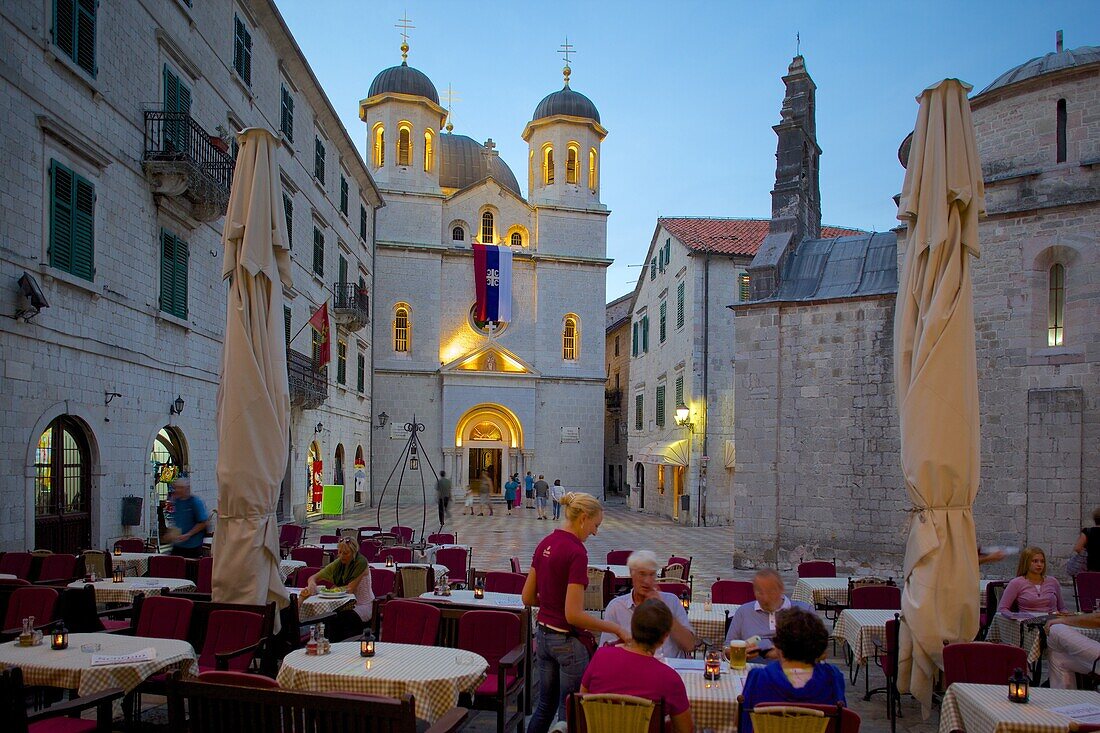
[641,315,650,352]
[311,327,323,369]
[312,226,324,276]
[659,301,667,343]
[48,160,95,281]
[284,306,292,346]
[158,229,189,319]
[372,124,385,167]
[563,316,579,361]
[656,385,666,427]
[481,211,495,244]
[566,144,579,184]
[338,255,348,286]
[314,138,325,183]
[357,352,365,392]
[635,394,644,431]
[280,85,294,142]
[424,129,434,172]
[283,193,293,250]
[393,305,410,353]
[675,375,684,409]
[676,281,685,328]
[397,123,412,166]
[53,0,97,77]
[650,258,657,280]
[336,340,347,385]
[542,145,555,185]
[359,204,367,240]
[233,15,252,85]
[162,65,192,152]
[631,322,639,356]
[339,176,349,216]
[1048,263,1065,346]
[739,273,751,302]
[664,239,671,266]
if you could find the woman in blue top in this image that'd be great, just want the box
[739,607,846,733]
[504,474,519,515]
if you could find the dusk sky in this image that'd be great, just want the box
[273,0,1100,300]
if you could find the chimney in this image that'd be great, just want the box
[1057,30,1064,52]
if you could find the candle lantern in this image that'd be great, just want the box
[113,546,122,557]
[474,579,485,600]
[359,630,376,658]
[1008,667,1029,703]
[113,567,125,583]
[51,623,69,650]
[385,555,395,568]
[680,591,690,611]
[704,649,722,681]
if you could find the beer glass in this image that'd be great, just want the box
[727,639,747,670]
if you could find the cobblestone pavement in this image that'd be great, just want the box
[304,496,942,733]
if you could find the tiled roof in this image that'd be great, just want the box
[658,217,866,257]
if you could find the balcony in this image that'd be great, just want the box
[142,110,235,222]
[288,348,327,409]
[605,389,622,410]
[332,282,369,332]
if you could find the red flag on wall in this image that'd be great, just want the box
[308,302,330,367]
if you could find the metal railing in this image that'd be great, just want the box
[332,282,369,320]
[288,348,327,409]
[143,110,234,193]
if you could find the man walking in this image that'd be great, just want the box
[168,477,208,558]
[524,471,535,509]
[550,479,566,521]
[435,470,452,527]
[533,474,550,520]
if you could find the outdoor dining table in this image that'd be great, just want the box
[67,577,195,604]
[987,613,1100,665]
[279,558,305,583]
[792,577,991,608]
[688,603,741,647]
[0,631,197,699]
[287,588,356,621]
[832,608,898,674]
[418,590,525,610]
[276,641,487,723]
[939,682,1100,733]
[667,657,746,733]
[111,551,158,577]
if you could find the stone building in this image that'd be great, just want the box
[364,50,610,501]
[731,43,1100,570]
[0,0,382,552]
[604,293,632,495]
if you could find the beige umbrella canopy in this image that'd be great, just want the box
[211,128,293,615]
[894,78,985,713]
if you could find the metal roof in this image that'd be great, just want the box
[367,62,439,104]
[439,134,522,198]
[977,45,1100,97]
[770,231,898,302]
[532,85,600,124]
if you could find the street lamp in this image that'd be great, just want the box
[170,395,185,415]
[675,403,693,432]
[375,412,389,429]
[314,422,324,434]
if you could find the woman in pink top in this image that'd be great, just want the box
[522,492,630,733]
[998,546,1067,614]
[582,599,693,733]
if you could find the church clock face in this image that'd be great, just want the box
[468,304,507,336]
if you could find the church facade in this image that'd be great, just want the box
[362,48,610,499]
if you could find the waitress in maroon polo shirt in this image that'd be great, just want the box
[522,492,630,733]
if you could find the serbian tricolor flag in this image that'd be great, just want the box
[307,301,330,367]
[473,242,512,323]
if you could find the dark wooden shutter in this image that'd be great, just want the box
[314,138,325,182]
[338,255,348,286]
[49,161,74,274]
[283,193,293,250]
[75,0,96,75]
[357,353,365,392]
[160,230,176,314]
[71,175,95,280]
[340,177,348,215]
[281,86,294,141]
[174,237,189,318]
[312,227,324,276]
[234,16,251,84]
[54,0,76,59]
[284,306,292,346]
[359,205,367,240]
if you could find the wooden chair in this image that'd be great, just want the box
[584,568,613,615]
[1,587,59,639]
[56,584,131,633]
[0,552,33,581]
[80,550,111,579]
[34,554,79,584]
[1,666,123,733]
[849,585,900,610]
[667,555,692,578]
[395,566,434,598]
[743,699,856,733]
[277,524,306,557]
[567,693,663,733]
[195,671,280,689]
[370,567,395,597]
[660,562,686,580]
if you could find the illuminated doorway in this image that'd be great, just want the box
[33,416,93,553]
[306,441,323,515]
[150,427,188,543]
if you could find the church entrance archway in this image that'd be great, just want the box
[33,416,94,553]
[150,427,188,543]
[453,405,524,494]
[306,441,322,515]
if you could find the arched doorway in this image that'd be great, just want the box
[150,427,188,542]
[34,416,93,553]
[306,441,322,515]
[334,444,345,487]
[454,404,524,494]
[353,445,366,504]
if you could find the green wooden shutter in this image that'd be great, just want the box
[656,385,665,427]
[173,236,189,319]
[280,86,294,142]
[665,239,671,266]
[75,0,96,75]
[642,316,649,352]
[163,65,191,151]
[336,341,347,384]
[357,352,365,392]
[635,394,643,431]
[314,138,325,182]
[676,375,684,409]
[283,193,293,250]
[312,227,324,276]
[632,322,638,356]
[71,174,95,280]
[677,281,685,328]
[234,16,251,85]
[54,0,76,60]
[659,300,667,343]
[359,205,367,240]
[340,177,348,215]
[159,230,175,314]
[49,161,74,274]
[338,255,348,286]
[284,306,292,346]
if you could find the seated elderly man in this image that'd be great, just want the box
[723,569,813,662]
[599,550,696,657]
[1045,612,1100,688]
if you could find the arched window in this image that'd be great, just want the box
[34,415,92,553]
[481,211,494,244]
[424,129,434,172]
[635,463,645,491]
[566,144,579,184]
[397,123,412,166]
[452,226,465,242]
[563,315,579,361]
[393,305,410,352]
[1048,263,1065,346]
[334,444,345,486]
[589,148,598,191]
[542,145,555,185]
[372,124,385,167]
[510,231,522,247]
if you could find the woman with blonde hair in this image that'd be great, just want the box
[522,492,630,733]
[998,545,1067,614]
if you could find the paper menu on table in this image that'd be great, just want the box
[91,648,157,666]
[1048,704,1100,724]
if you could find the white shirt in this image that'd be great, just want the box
[598,591,695,659]
[551,484,566,501]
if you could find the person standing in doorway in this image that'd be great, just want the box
[168,477,208,558]
[524,471,535,510]
[551,479,566,521]
[504,474,519,516]
[435,470,452,527]
[534,475,551,520]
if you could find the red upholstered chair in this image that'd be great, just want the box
[0,552,33,581]
[134,595,194,641]
[197,610,266,672]
[435,548,469,584]
[943,642,1029,687]
[380,599,440,645]
[751,701,860,733]
[35,554,78,583]
[850,585,901,610]
[195,557,213,594]
[358,525,382,535]
[606,550,633,566]
[509,557,523,574]
[657,581,690,598]
[370,568,395,597]
[318,534,340,544]
[196,670,279,689]
[484,572,527,595]
[1,666,122,733]
[278,524,306,556]
[290,566,331,588]
[358,540,381,561]
[389,526,414,544]
[712,579,756,604]
[428,533,456,545]
[457,610,525,733]
[1076,571,1100,612]
[379,546,413,564]
[148,554,187,579]
[668,555,693,578]
[2,587,59,635]
[798,560,837,578]
[113,538,146,553]
[290,546,325,567]
[57,585,130,633]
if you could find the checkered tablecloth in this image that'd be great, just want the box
[419,590,525,610]
[111,552,158,577]
[792,578,850,606]
[987,614,1100,665]
[689,603,741,647]
[289,589,356,621]
[369,562,449,577]
[68,577,195,604]
[832,609,898,664]
[280,559,305,583]
[939,682,1100,733]
[677,663,746,733]
[0,632,197,698]
[276,641,486,723]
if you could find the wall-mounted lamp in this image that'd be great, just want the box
[314,422,324,434]
[675,403,694,432]
[170,395,185,416]
[15,272,49,322]
[375,412,389,429]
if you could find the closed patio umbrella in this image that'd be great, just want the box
[894,78,985,713]
[211,128,292,616]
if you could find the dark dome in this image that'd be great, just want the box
[367,62,439,104]
[532,85,600,124]
[977,45,1100,97]
[439,134,522,198]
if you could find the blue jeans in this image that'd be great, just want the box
[552,500,561,520]
[529,626,589,733]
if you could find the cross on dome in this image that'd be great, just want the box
[396,12,415,62]
[558,37,575,85]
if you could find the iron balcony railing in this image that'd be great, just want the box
[288,348,327,409]
[332,282,369,321]
[143,110,234,194]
